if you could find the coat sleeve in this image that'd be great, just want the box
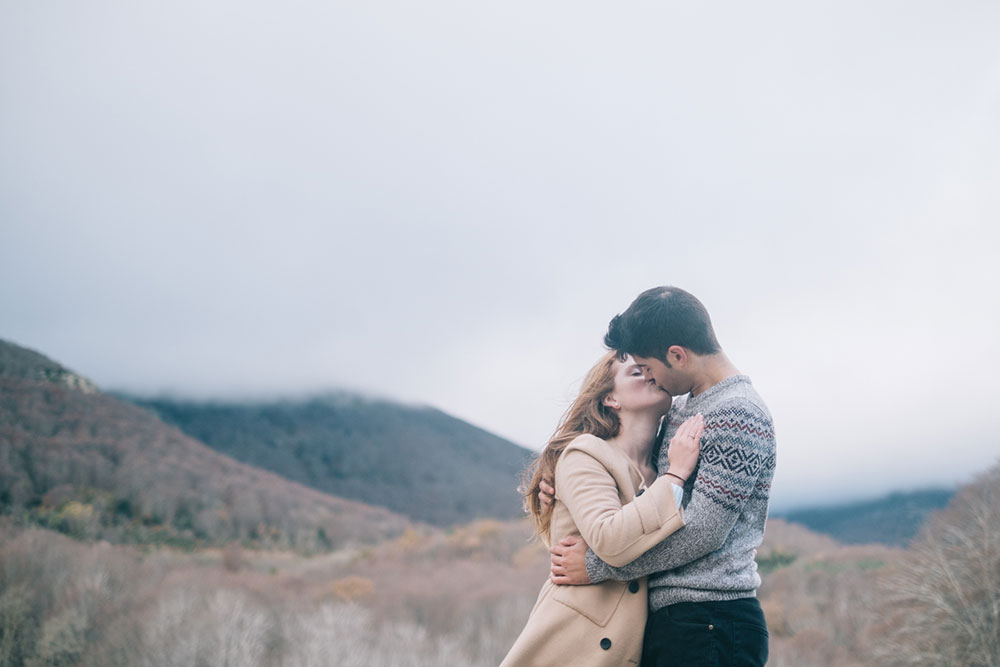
[585,401,775,582]
[554,437,685,568]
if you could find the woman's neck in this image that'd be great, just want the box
[609,411,662,471]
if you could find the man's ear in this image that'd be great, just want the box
[666,345,688,366]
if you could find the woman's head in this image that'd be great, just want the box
[522,351,671,540]
[602,354,675,415]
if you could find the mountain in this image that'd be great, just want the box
[0,339,410,550]
[775,488,955,546]
[125,393,536,526]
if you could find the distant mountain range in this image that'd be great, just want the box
[2,341,996,667]
[0,339,410,551]
[774,488,956,546]
[1,336,960,550]
[124,393,535,526]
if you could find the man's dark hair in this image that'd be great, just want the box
[604,286,721,360]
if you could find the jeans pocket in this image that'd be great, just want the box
[733,620,769,666]
[648,613,720,667]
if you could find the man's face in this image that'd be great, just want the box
[633,354,687,397]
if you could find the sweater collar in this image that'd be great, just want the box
[683,374,750,408]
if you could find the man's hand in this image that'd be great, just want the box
[538,476,555,509]
[550,535,591,585]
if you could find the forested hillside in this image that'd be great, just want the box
[3,337,996,667]
[128,394,535,525]
[754,460,998,666]
[777,488,955,546]
[0,339,410,551]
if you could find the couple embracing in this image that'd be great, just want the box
[502,286,776,667]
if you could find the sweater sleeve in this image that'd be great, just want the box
[555,437,685,567]
[586,402,774,582]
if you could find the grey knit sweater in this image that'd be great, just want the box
[585,375,776,610]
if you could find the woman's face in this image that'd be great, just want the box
[607,356,673,413]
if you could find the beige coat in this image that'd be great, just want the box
[501,434,686,667]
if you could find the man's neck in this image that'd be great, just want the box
[688,352,740,397]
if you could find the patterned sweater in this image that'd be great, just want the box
[585,375,776,610]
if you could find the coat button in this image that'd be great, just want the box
[600,638,612,650]
[636,488,645,496]
[708,624,714,630]
[628,581,640,593]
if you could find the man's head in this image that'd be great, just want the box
[604,286,721,395]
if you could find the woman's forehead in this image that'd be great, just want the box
[614,356,640,372]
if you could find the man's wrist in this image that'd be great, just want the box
[585,548,609,584]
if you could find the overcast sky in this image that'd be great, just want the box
[2,0,998,510]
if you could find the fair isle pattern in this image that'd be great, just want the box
[691,405,775,513]
[586,375,777,609]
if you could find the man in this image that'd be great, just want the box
[543,286,776,666]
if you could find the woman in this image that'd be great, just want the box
[502,351,703,666]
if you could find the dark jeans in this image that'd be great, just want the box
[641,597,769,667]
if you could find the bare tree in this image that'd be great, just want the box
[875,463,1000,667]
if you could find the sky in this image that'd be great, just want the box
[2,0,998,511]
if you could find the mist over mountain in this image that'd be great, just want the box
[1,335,958,552]
[0,339,410,550]
[125,393,536,526]
[3,336,997,666]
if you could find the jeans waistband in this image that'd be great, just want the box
[661,597,765,627]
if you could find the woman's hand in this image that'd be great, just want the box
[665,413,703,482]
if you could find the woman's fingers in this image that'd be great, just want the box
[673,420,687,442]
[691,416,704,443]
[667,413,704,479]
[672,415,696,445]
[680,414,702,440]
[685,414,704,441]
[685,417,703,451]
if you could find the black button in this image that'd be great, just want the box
[600,638,612,650]
[628,581,640,593]
[636,488,645,496]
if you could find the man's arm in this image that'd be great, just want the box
[549,483,684,584]
[585,401,774,583]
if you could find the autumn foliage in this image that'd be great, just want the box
[0,367,410,551]
[3,339,999,666]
